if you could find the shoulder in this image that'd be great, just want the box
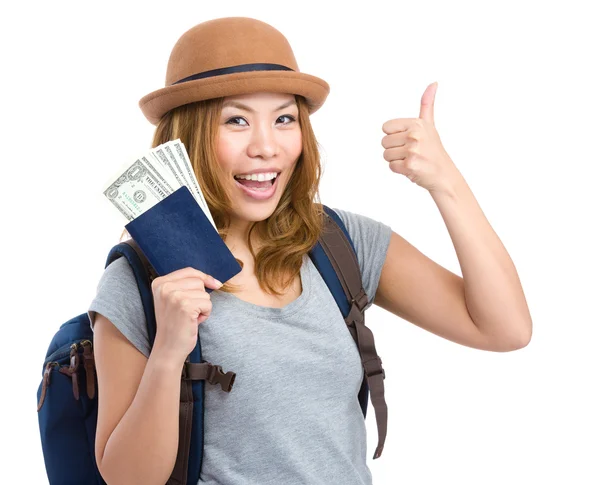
[88,255,150,357]
[329,207,393,253]
[329,207,390,233]
[96,254,137,289]
[328,207,393,308]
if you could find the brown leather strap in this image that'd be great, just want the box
[167,363,193,485]
[318,211,388,459]
[121,239,191,483]
[82,341,96,400]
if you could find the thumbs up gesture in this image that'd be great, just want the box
[381,82,463,194]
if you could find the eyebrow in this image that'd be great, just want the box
[222,99,297,113]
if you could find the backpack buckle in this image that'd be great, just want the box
[363,356,386,380]
[351,288,369,311]
[346,289,369,327]
[182,362,236,392]
[207,365,236,392]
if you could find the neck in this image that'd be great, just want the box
[224,219,263,254]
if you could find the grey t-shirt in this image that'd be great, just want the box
[88,208,392,485]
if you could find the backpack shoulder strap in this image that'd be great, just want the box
[105,239,206,484]
[309,204,388,459]
[105,239,159,344]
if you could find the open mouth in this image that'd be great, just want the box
[233,172,280,186]
[232,172,280,199]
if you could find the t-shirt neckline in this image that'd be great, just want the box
[214,255,312,319]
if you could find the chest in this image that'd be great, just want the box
[227,270,303,309]
[203,263,363,393]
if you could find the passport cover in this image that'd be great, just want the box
[125,185,242,292]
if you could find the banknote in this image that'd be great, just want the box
[138,154,178,195]
[102,159,171,221]
[150,142,199,205]
[169,140,209,210]
[152,139,215,228]
[102,140,216,229]
[149,146,188,198]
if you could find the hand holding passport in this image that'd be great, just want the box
[102,140,242,289]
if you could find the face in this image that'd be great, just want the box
[216,91,302,232]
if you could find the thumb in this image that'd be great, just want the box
[419,82,438,125]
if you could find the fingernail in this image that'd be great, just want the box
[214,279,223,288]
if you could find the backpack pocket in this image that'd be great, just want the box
[37,339,105,485]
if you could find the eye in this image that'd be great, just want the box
[226,116,248,126]
[277,115,296,124]
[225,115,297,126]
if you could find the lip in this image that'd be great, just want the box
[234,173,279,200]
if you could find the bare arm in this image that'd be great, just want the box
[93,313,181,485]
[374,176,532,352]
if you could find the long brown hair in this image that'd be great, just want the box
[120,95,326,296]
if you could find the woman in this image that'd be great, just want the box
[88,17,532,485]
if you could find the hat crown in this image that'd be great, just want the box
[165,17,299,86]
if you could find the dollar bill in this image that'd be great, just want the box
[138,154,178,195]
[169,139,207,209]
[150,145,188,195]
[152,141,215,228]
[102,159,171,221]
[102,140,217,229]
[150,143,197,204]
[169,139,216,228]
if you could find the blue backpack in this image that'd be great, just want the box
[36,205,388,484]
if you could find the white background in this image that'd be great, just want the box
[2,0,598,483]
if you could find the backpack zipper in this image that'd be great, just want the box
[80,340,96,399]
[38,340,96,411]
[37,362,59,411]
[59,343,81,400]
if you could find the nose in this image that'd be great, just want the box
[246,121,279,159]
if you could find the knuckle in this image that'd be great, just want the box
[408,131,420,142]
[170,289,185,304]
[161,282,174,295]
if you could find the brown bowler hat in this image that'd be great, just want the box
[138,17,330,125]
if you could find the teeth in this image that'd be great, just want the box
[234,171,278,182]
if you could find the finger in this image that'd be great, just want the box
[182,289,214,300]
[382,118,413,135]
[158,277,205,293]
[381,131,411,149]
[173,276,223,290]
[155,267,222,288]
[419,82,437,125]
[389,160,411,176]
[383,146,409,163]
[183,297,213,318]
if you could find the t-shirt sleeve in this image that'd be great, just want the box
[87,255,151,358]
[331,207,393,310]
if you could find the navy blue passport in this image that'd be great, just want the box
[125,186,242,292]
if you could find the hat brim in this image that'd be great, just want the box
[139,70,330,125]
